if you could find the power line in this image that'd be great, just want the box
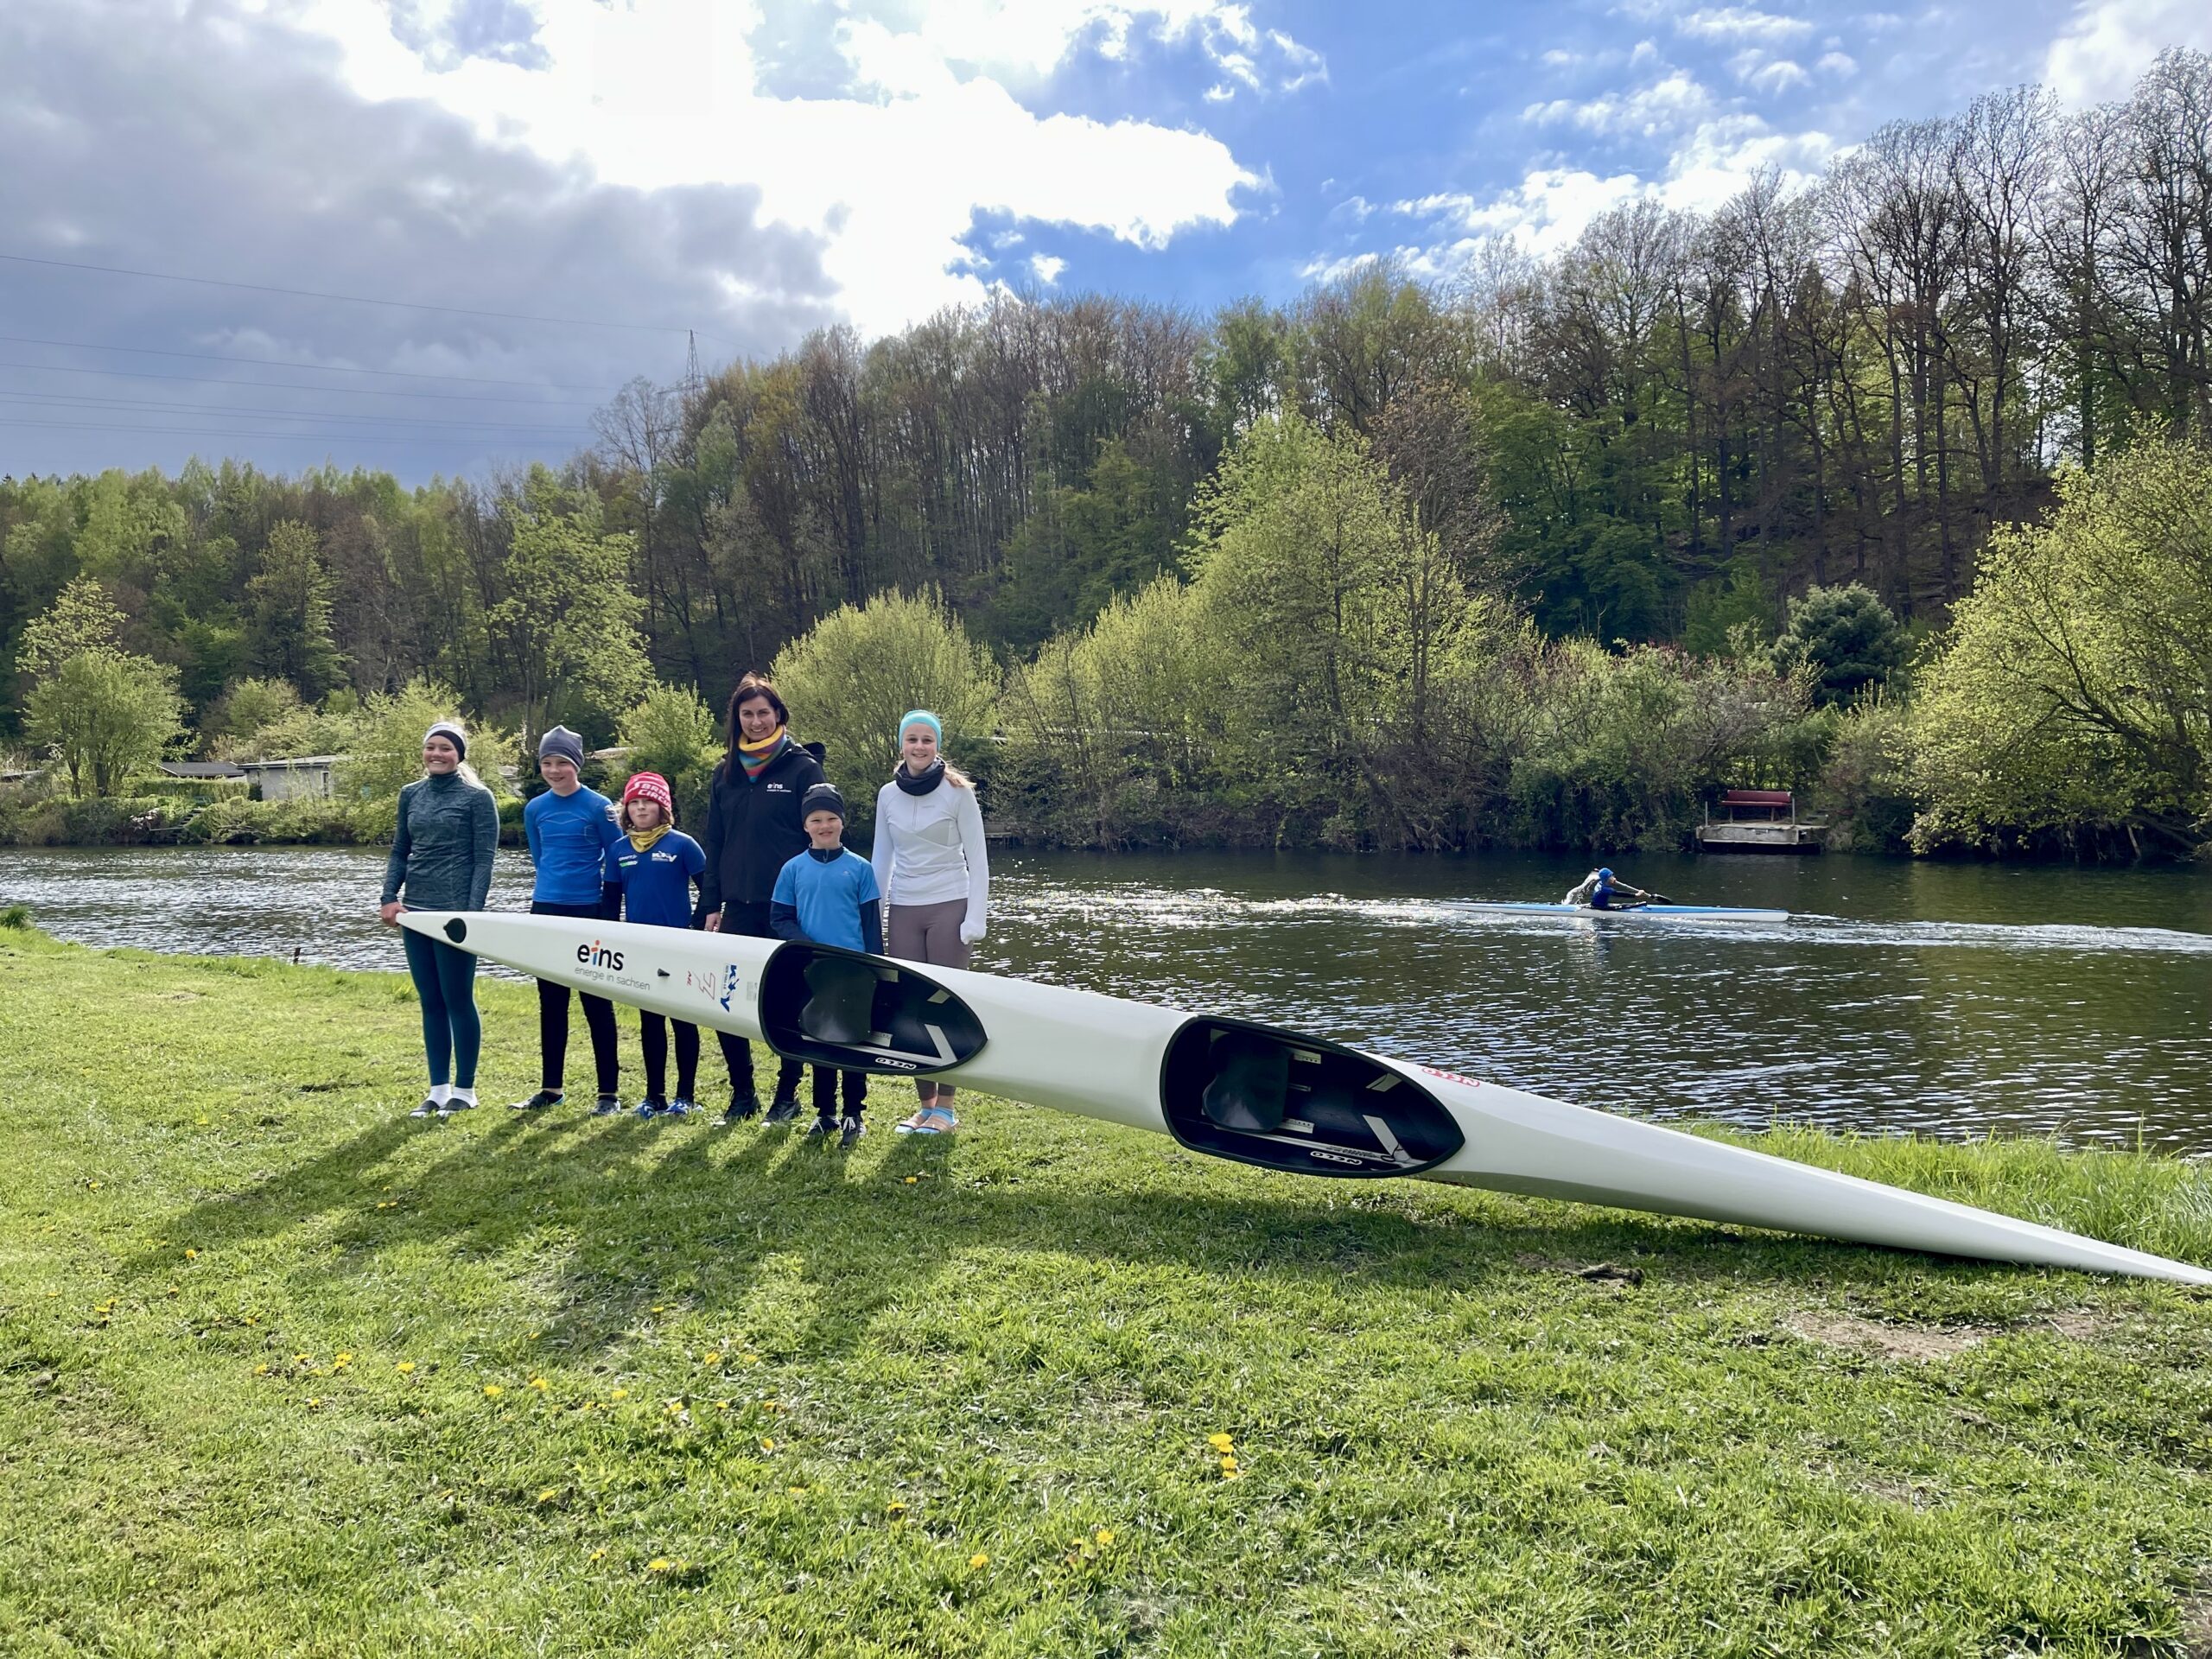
[0,250,728,341]
[0,391,587,434]
[0,418,576,447]
[0,359,606,408]
[0,333,622,391]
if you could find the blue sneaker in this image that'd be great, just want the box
[637,1095,669,1120]
[666,1097,695,1119]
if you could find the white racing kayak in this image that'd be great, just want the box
[1465,901,1791,923]
[399,910,2211,1286]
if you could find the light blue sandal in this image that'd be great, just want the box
[895,1105,958,1135]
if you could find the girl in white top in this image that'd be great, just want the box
[871,709,989,1134]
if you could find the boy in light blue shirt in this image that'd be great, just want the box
[770,783,881,1147]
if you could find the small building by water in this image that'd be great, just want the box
[237,755,342,802]
[1696,789,1825,854]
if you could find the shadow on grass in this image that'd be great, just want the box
[122,1090,2017,1370]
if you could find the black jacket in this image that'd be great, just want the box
[697,736,826,914]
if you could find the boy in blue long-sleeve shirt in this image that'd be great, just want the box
[770,783,881,1147]
[512,726,627,1116]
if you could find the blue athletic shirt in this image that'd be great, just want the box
[524,785,622,905]
[770,847,881,952]
[605,830,707,929]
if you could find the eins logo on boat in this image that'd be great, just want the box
[576,939,625,972]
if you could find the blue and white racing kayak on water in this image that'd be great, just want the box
[1465,901,1791,923]
[398,910,2210,1286]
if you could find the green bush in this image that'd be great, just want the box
[175,798,359,845]
[126,774,254,805]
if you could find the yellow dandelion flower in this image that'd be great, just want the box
[1219,1455,1238,1471]
[702,1351,722,1365]
[253,1363,269,1375]
[527,1332,541,1340]
[87,1181,101,1191]
[741,1353,760,1365]
[610,1387,628,1400]
[904,1176,918,1185]
[1095,1528,1115,1548]
[528,1376,549,1391]
[293,1353,312,1364]
[1206,1433,1235,1452]
[969,1553,989,1570]
[715,1400,731,1410]
[184,1249,200,1260]
[395,1361,416,1374]
[1220,1469,1243,1482]
[647,1557,672,1573]
[306,1397,321,1409]
[885,1501,906,1516]
[195,1116,209,1125]
[589,1548,607,1561]
[483,1384,504,1398]
[537,1489,558,1503]
[651,1305,665,1314]
[759,1438,775,1452]
[334,1353,353,1368]
[760,1399,783,1414]
[787,1485,808,1496]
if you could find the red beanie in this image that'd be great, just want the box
[621,772,673,814]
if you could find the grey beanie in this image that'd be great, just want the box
[537,725,585,768]
[799,782,846,821]
[424,720,467,760]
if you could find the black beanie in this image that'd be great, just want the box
[425,720,467,761]
[800,782,846,821]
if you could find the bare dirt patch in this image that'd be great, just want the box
[2181,1576,2212,1659]
[1785,1313,1992,1362]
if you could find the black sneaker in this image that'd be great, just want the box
[763,1094,804,1127]
[637,1095,669,1120]
[838,1114,865,1150]
[409,1096,439,1119]
[437,1094,477,1118]
[510,1090,563,1112]
[591,1095,623,1116]
[803,1116,836,1141]
[719,1091,760,1127]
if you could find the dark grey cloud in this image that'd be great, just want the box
[0,0,838,482]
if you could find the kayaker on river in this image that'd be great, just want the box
[1564,868,1652,911]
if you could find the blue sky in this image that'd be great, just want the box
[3,0,2207,480]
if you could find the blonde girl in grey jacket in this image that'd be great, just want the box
[870,709,988,1133]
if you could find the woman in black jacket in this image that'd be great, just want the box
[699,671,823,1124]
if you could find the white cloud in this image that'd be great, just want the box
[278,0,1268,335]
[1675,6,1816,43]
[1030,252,1068,283]
[1816,49,1859,75]
[1387,108,1834,268]
[1726,49,1811,92]
[2045,0,2212,105]
[1525,70,1715,137]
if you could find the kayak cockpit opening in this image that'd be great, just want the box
[760,944,988,1075]
[1160,1017,1465,1178]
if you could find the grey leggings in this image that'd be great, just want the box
[887,899,969,1103]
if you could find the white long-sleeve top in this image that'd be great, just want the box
[870,775,990,937]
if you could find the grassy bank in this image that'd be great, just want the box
[3,921,2209,1657]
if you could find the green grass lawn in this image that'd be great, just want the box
[3,917,2210,1656]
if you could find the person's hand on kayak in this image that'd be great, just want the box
[379,902,405,926]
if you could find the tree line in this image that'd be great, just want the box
[3,49,2209,856]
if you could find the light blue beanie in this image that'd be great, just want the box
[898,709,942,747]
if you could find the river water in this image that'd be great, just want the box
[7,845,2210,1152]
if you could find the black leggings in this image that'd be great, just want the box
[531,899,620,1095]
[714,901,802,1099]
[640,1011,700,1101]
[810,1065,867,1121]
